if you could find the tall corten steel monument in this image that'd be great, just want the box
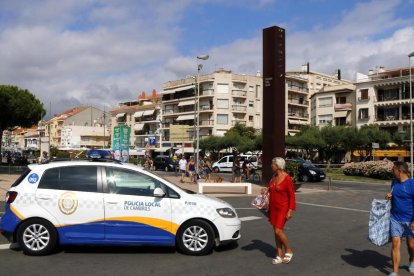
[262,26,286,183]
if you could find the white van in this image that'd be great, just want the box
[212,155,258,173]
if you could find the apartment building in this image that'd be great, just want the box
[161,69,262,148]
[45,106,109,148]
[286,74,310,135]
[110,91,162,148]
[355,66,414,134]
[310,84,356,127]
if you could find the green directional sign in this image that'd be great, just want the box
[112,125,131,162]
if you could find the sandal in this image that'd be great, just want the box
[283,252,293,264]
[271,256,283,265]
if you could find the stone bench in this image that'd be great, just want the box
[198,182,252,194]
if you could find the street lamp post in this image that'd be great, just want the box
[195,54,209,171]
[409,51,414,177]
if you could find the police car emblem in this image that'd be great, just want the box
[58,192,78,215]
[28,173,39,184]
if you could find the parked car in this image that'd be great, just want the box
[0,159,241,256]
[212,154,258,173]
[288,159,325,182]
[153,155,176,171]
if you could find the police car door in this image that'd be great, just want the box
[36,165,104,241]
[103,167,173,244]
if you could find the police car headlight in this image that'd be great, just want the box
[309,170,317,175]
[216,208,236,218]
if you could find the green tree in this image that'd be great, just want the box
[286,126,324,161]
[0,85,46,153]
[225,123,257,140]
[355,126,391,159]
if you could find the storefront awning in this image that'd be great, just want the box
[178,100,195,107]
[288,119,308,125]
[133,123,145,131]
[176,115,194,121]
[134,111,143,118]
[116,113,126,118]
[175,147,196,154]
[334,111,348,118]
[142,110,155,116]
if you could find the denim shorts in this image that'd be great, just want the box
[390,217,414,238]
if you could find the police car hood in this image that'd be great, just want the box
[189,193,233,208]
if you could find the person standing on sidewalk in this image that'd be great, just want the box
[178,155,187,183]
[385,161,414,276]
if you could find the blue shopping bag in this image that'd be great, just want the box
[368,199,391,246]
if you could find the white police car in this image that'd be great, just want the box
[0,159,241,256]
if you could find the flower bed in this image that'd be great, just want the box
[342,161,395,180]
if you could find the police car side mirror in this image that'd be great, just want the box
[153,187,166,198]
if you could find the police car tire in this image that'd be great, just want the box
[176,219,215,256]
[302,175,310,182]
[17,218,58,256]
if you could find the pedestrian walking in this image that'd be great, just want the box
[385,161,414,276]
[178,155,187,183]
[265,157,296,265]
[204,156,213,182]
[187,156,196,183]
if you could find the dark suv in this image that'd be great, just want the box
[153,155,175,172]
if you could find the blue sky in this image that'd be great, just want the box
[0,0,413,116]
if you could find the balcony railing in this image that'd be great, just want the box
[287,85,309,93]
[288,112,309,118]
[200,89,214,96]
[288,98,309,105]
[357,116,370,120]
[232,105,247,112]
[232,90,247,97]
[200,120,214,126]
[334,103,352,111]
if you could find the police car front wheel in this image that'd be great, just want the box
[176,219,214,256]
[17,218,58,256]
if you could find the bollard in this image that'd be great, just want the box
[328,176,331,191]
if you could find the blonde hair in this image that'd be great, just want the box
[272,157,286,170]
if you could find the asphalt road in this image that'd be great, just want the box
[0,178,403,276]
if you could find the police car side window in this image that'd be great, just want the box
[38,166,98,192]
[106,168,160,197]
[60,166,97,192]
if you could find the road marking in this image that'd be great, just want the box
[0,244,10,250]
[239,216,262,222]
[297,202,369,213]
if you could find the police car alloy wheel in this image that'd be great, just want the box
[176,219,214,256]
[17,218,58,256]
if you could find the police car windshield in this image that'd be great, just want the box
[153,174,195,194]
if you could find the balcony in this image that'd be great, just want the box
[287,85,308,94]
[334,103,352,111]
[288,98,308,106]
[200,120,214,127]
[232,90,247,98]
[288,112,309,119]
[200,89,214,97]
[199,104,214,112]
[232,105,247,113]
[231,120,246,126]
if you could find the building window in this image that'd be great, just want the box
[249,116,253,122]
[255,85,260,98]
[318,114,333,125]
[249,101,254,107]
[217,84,229,94]
[217,114,228,125]
[318,97,333,107]
[358,108,369,119]
[360,89,369,100]
[217,99,229,109]
[336,96,347,104]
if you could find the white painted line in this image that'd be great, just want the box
[239,216,262,222]
[297,201,369,213]
[0,244,10,250]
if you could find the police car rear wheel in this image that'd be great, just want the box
[177,220,214,256]
[17,218,57,256]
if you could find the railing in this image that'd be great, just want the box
[200,89,214,96]
[232,105,247,112]
[200,120,214,126]
[288,113,309,118]
[232,90,247,97]
[200,105,213,110]
[287,85,309,93]
[288,98,309,105]
[357,116,370,120]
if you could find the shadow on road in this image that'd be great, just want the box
[240,239,275,258]
[341,248,391,274]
